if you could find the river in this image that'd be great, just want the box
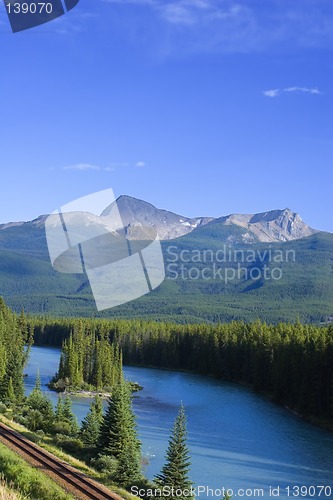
[24,346,333,499]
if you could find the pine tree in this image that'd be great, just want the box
[155,404,193,500]
[0,299,26,404]
[27,371,42,406]
[92,395,104,423]
[98,382,142,486]
[6,377,15,404]
[63,395,79,435]
[18,308,33,366]
[26,373,55,432]
[80,396,103,449]
[55,396,65,421]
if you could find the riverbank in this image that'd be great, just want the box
[47,380,143,397]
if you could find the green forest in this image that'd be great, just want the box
[1,297,333,498]
[30,315,333,425]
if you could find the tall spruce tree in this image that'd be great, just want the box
[0,298,26,404]
[98,382,142,486]
[80,396,104,449]
[26,372,55,432]
[92,394,104,423]
[6,377,15,404]
[55,396,65,421]
[155,403,193,500]
[54,395,79,435]
[63,395,79,435]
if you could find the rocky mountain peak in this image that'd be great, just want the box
[102,195,214,240]
[222,208,317,243]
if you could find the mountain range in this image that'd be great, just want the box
[2,195,317,243]
[0,195,332,324]
[103,195,318,243]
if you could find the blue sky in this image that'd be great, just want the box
[0,0,332,231]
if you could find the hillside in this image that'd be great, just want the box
[0,197,332,323]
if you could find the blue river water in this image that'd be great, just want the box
[25,346,333,499]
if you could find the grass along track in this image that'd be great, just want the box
[0,422,123,500]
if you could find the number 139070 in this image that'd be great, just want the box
[6,3,53,14]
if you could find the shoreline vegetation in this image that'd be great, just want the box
[45,322,143,395]
[30,315,333,433]
[47,381,143,398]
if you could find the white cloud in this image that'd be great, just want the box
[263,87,322,97]
[284,87,321,95]
[63,163,101,171]
[263,89,280,98]
[62,161,142,172]
[157,1,246,27]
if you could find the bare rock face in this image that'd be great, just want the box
[101,195,214,240]
[251,208,317,242]
[216,208,317,243]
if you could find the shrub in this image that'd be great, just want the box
[13,415,28,427]
[35,430,45,443]
[54,434,84,454]
[0,403,7,414]
[52,421,73,436]
[91,454,118,476]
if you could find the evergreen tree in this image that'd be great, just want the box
[98,382,142,486]
[55,396,65,421]
[53,395,79,435]
[26,372,55,432]
[0,298,26,405]
[63,395,79,435]
[80,396,103,449]
[155,404,193,500]
[6,377,15,404]
[27,371,42,405]
[92,395,104,423]
[18,308,33,365]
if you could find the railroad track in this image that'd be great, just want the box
[0,422,124,500]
